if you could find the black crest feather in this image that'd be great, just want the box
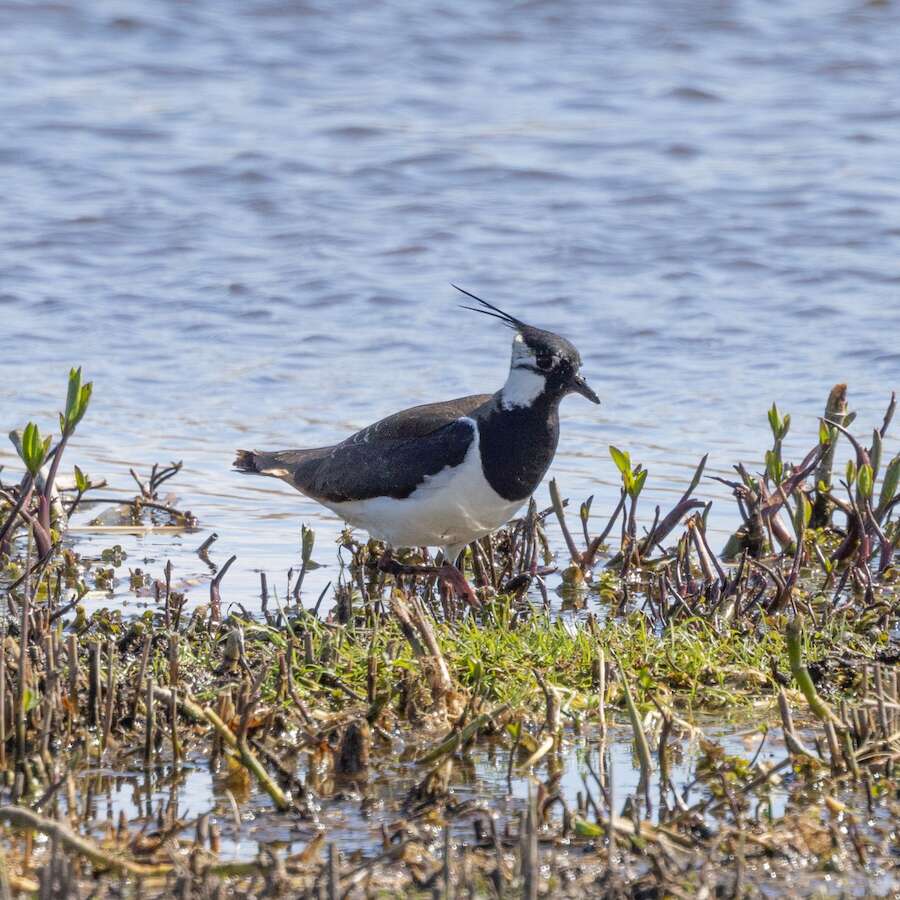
[452,284,524,330]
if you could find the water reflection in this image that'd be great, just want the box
[63,718,788,859]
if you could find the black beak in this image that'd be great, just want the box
[570,372,600,404]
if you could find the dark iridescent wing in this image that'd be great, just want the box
[303,394,490,501]
[237,394,491,502]
[306,415,478,502]
[345,394,489,444]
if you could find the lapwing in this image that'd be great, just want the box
[234,287,599,608]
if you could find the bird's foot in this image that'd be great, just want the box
[437,562,482,611]
[378,550,437,578]
[377,548,396,573]
[378,552,481,611]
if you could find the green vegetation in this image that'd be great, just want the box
[0,375,897,896]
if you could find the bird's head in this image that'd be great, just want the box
[454,285,600,410]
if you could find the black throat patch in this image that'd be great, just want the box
[475,394,561,502]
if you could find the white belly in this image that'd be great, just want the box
[326,422,524,551]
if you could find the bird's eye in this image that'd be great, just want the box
[536,354,553,372]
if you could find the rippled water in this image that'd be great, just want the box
[3,0,900,606]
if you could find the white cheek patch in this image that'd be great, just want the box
[501,368,546,409]
[502,335,546,409]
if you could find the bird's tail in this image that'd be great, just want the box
[234,447,324,481]
[233,449,262,473]
[234,449,291,477]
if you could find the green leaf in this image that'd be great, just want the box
[793,492,811,537]
[573,817,603,838]
[300,523,315,564]
[687,454,708,495]
[878,455,900,511]
[22,686,40,714]
[580,495,593,524]
[608,445,630,478]
[632,468,648,499]
[800,492,812,527]
[72,382,92,429]
[765,450,782,484]
[21,423,36,464]
[65,367,82,426]
[19,422,50,477]
[846,459,857,486]
[781,414,791,439]
[74,464,89,493]
[61,368,92,432]
[818,420,830,446]
[870,429,882,480]
[858,464,874,498]
[505,721,522,740]
[767,403,779,437]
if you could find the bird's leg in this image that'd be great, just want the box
[377,549,438,578]
[437,562,481,611]
[377,549,439,600]
[377,549,481,611]
[377,547,396,573]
